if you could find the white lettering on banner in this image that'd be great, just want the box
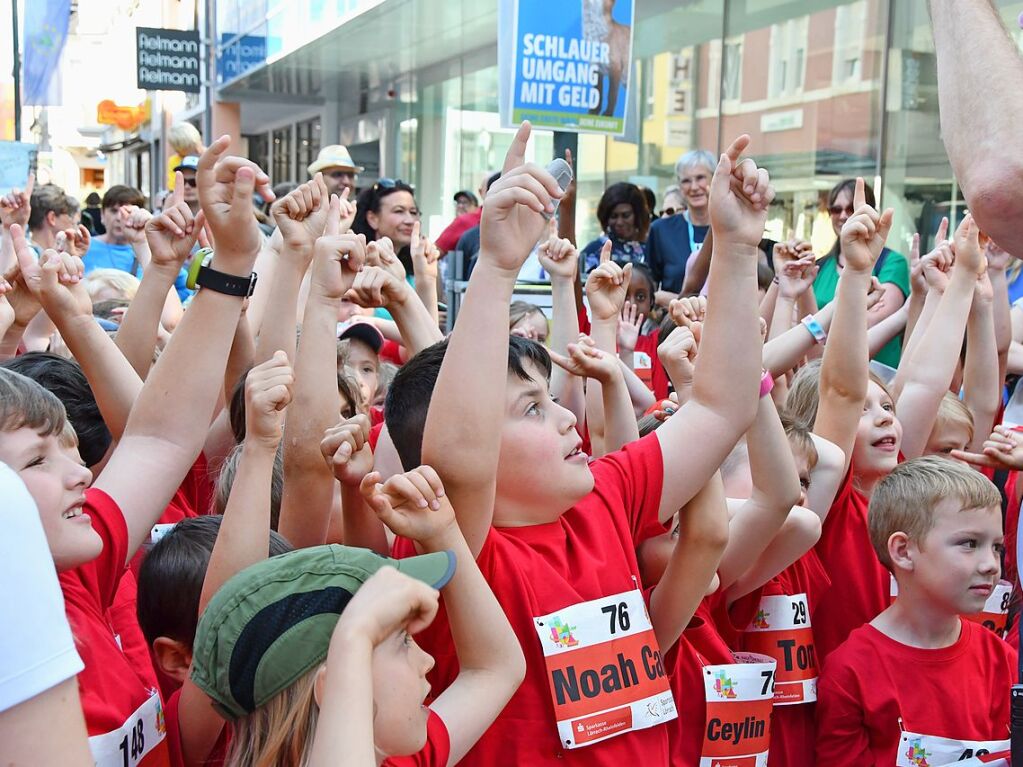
[88,692,169,767]
[700,653,776,767]
[743,593,817,705]
[895,731,1009,767]
[137,32,199,54]
[533,588,677,749]
[521,34,610,63]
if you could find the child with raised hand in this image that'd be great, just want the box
[278,201,367,549]
[538,234,585,425]
[385,126,768,766]
[188,464,524,767]
[816,457,1013,766]
[163,351,294,767]
[0,136,273,762]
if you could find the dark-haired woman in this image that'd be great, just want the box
[579,182,650,274]
[812,178,909,368]
[352,179,419,273]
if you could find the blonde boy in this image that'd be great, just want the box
[816,456,1014,766]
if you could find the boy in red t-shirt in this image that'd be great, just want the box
[816,456,1015,766]
[384,124,774,766]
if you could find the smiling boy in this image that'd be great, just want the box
[815,456,1015,766]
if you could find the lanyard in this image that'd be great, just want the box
[684,212,704,254]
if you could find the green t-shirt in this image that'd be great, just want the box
[812,247,910,369]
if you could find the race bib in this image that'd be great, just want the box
[891,576,1011,638]
[743,593,817,705]
[700,652,776,767]
[533,588,677,749]
[634,351,653,390]
[88,691,169,767]
[896,730,1009,767]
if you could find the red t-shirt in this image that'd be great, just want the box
[164,688,228,767]
[58,488,163,737]
[667,599,735,766]
[383,710,451,767]
[812,465,889,662]
[435,208,483,253]
[634,330,669,400]
[736,552,830,767]
[815,619,1016,766]
[391,434,670,766]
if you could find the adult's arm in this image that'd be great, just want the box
[931,0,1023,254]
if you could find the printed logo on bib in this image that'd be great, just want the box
[700,652,776,767]
[896,730,1009,767]
[88,691,169,767]
[891,576,1011,638]
[150,523,177,544]
[634,351,653,389]
[743,593,817,705]
[533,588,677,749]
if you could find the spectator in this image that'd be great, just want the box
[645,148,715,304]
[307,145,363,197]
[28,184,76,254]
[166,123,203,192]
[435,171,499,258]
[81,192,104,235]
[454,189,479,216]
[580,181,650,273]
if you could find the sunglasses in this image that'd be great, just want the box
[374,177,412,192]
[661,207,677,217]
[326,170,354,179]
[829,204,854,216]
[182,178,197,188]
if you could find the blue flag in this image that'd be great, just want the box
[23,0,70,106]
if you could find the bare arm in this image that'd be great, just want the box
[654,138,766,523]
[868,302,909,359]
[762,301,834,378]
[540,236,585,425]
[931,0,1023,254]
[649,473,729,651]
[680,228,713,296]
[279,211,363,549]
[963,280,1000,452]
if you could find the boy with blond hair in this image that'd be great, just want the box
[816,456,1014,766]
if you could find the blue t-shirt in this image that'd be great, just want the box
[644,214,708,293]
[84,239,192,301]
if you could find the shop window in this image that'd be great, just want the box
[722,38,743,103]
[246,133,270,176]
[296,118,321,176]
[272,125,293,184]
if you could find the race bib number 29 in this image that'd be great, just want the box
[533,589,677,749]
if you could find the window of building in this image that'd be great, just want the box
[296,117,321,177]
[272,125,293,184]
[768,16,808,99]
[833,1,867,85]
[246,133,270,176]
[722,37,743,103]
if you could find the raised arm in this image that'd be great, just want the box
[763,301,835,378]
[420,123,563,556]
[320,414,387,554]
[931,0,1023,254]
[117,181,204,378]
[363,466,525,767]
[344,264,442,354]
[10,227,142,442]
[896,215,985,459]
[814,179,891,473]
[178,353,294,765]
[984,239,1013,385]
[963,272,1000,452]
[92,136,275,559]
[279,204,366,548]
[653,135,767,523]
[256,176,332,364]
[549,338,639,455]
[648,472,729,651]
[410,221,441,326]
[539,236,585,425]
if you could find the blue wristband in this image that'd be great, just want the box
[801,314,827,344]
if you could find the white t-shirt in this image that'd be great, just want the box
[0,462,84,712]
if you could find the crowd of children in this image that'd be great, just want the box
[2,12,1023,766]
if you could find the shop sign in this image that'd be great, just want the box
[500,0,635,136]
[136,27,201,93]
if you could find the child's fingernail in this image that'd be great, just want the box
[431,500,441,510]
[419,499,428,508]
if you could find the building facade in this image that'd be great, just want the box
[207,0,1023,254]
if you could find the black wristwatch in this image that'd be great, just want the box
[186,248,257,297]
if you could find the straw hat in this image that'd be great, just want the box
[307,145,365,175]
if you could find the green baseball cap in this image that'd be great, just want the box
[190,544,456,720]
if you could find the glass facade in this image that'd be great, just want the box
[380,0,1023,251]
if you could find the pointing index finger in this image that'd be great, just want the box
[599,238,612,265]
[326,194,341,236]
[722,134,751,165]
[853,177,866,210]
[172,171,185,207]
[502,121,532,174]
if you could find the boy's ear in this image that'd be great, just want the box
[152,637,193,684]
[887,531,914,573]
[313,663,329,708]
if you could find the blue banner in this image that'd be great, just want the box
[0,142,36,196]
[506,0,634,135]
[23,0,70,106]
